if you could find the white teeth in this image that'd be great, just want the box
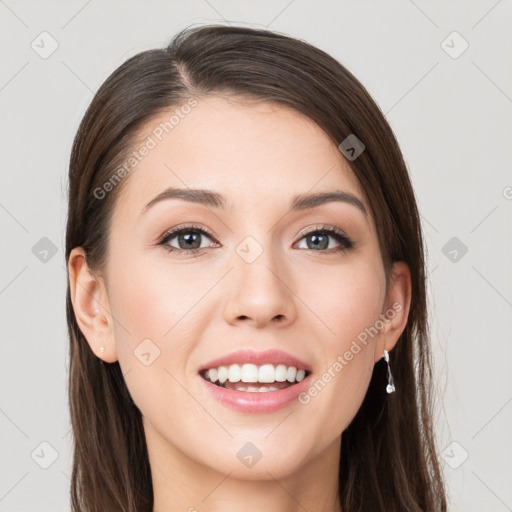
[202,363,309,385]
[258,364,275,383]
[241,364,259,383]
[286,366,297,382]
[275,364,287,382]
[228,364,241,383]
[217,366,228,383]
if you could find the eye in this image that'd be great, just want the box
[156,224,354,256]
[157,224,218,255]
[295,225,354,253]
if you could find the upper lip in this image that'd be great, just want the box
[198,349,312,373]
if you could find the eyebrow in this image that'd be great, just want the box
[140,187,368,217]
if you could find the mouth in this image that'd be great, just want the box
[199,364,311,393]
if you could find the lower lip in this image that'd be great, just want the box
[199,374,312,414]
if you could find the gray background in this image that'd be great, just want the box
[1,1,511,510]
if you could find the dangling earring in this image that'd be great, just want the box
[383,349,395,394]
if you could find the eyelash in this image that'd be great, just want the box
[156,224,354,256]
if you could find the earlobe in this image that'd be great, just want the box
[375,261,412,362]
[68,247,118,363]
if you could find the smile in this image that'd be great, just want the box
[200,363,310,393]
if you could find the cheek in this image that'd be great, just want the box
[304,256,385,344]
[106,255,217,389]
[296,260,383,432]
[108,254,208,342]
[106,262,203,422]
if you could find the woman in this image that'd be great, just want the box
[66,24,447,511]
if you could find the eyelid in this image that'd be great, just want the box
[295,224,350,241]
[156,223,217,245]
[294,224,355,252]
[156,222,354,253]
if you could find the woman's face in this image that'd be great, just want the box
[73,95,409,482]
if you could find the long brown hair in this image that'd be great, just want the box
[65,24,447,511]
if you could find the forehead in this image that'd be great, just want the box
[113,96,369,220]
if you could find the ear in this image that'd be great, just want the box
[68,247,118,363]
[374,261,412,363]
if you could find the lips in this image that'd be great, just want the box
[197,349,313,413]
[199,369,313,413]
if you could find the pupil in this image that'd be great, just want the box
[309,234,328,250]
[180,232,200,249]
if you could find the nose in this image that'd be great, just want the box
[222,244,297,329]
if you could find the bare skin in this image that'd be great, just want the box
[68,95,411,512]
